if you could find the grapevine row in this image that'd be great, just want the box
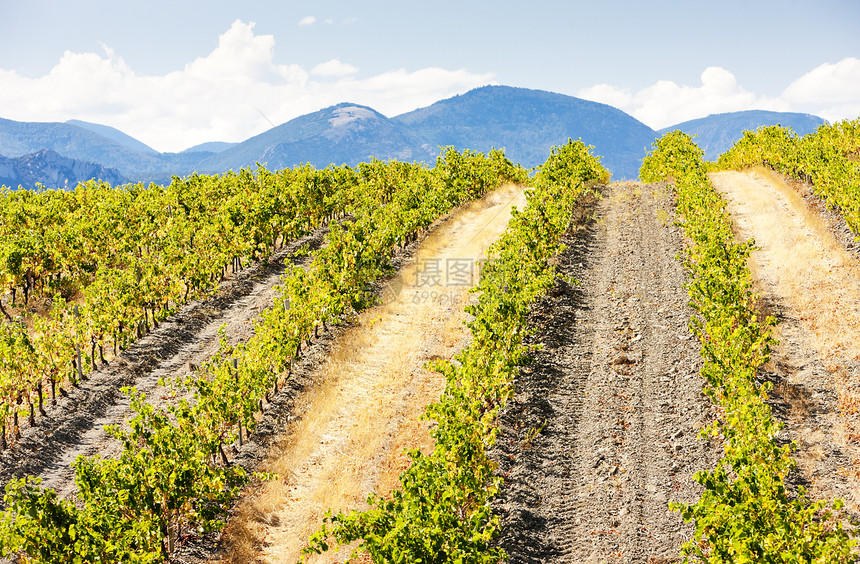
[641,131,854,562]
[301,139,608,563]
[0,164,355,449]
[716,119,860,234]
[0,148,528,562]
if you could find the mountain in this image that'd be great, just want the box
[0,148,127,190]
[0,117,151,164]
[393,85,658,179]
[201,87,659,180]
[659,110,828,160]
[65,119,158,154]
[0,89,833,188]
[181,141,239,154]
[197,103,435,172]
[0,117,169,177]
[0,117,217,182]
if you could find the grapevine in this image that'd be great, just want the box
[642,131,854,562]
[0,149,530,562]
[300,139,608,563]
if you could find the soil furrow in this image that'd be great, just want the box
[710,169,860,513]
[212,185,530,564]
[0,227,328,498]
[492,183,717,563]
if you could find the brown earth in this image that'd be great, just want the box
[490,182,718,563]
[0,227,329,499]
[710,168,860,512]
[212,185,530,564]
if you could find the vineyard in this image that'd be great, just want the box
[0,117,859,563]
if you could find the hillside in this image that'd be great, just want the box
[0,148,127,190]
[394,85,658,179]
[2,138,859,562]
[181,141,239,154]
[197,103,435,172]
[0,118,211,182]
[0,117,165,176]
[0,89,833,186]
[65,119,158,155]
[659,110,827,160]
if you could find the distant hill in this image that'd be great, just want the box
[659,110,828,160]
[0,148,127,190]
[0,89,832,188]
[197,103,435,172]
[393,85,658,179]
[200,87,659,180]
[0,117,218,182]
[181,141,239,154]
[0,117,170,178]
[65,119,158,154]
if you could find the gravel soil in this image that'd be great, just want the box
[490,183,718,564]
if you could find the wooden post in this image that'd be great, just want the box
[74,305,84,382]
[234,358,243,447]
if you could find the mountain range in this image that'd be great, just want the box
[0,86,827,189]
[0,148,127,190]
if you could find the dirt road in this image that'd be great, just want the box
[215,185,530,563]
[491,183,717,563]
[710,168,860,509]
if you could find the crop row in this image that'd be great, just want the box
[0,164,357,449]
[642,131,854,562]
[301,139,609,563]
[0,148,528,562]
[716,119,860,234]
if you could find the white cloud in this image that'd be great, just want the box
[184,20,306,85]
[579,62,860,129]
[782,57,860,123]
[298,16,316,26]
[0,20,494,152]
[579,67,789,129]
[311,59,359,77]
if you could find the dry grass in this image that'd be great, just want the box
[710,169,860,501]
[711,169,860,362]
[216,184,529,564]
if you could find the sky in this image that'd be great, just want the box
[0,0,858,153]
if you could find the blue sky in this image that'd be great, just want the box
[0,0,857,152]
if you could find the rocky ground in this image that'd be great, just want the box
[490,183,719,564]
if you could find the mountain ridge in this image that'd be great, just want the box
[658,109,827,159]
[196,102,436,173]
[65,119,159,155]
[0,148,127,190]
[0,87,832,188]
[393,85,657,178]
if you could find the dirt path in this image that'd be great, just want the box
[491,183,717,563]
[215,185,530,564]
[0,228,327,499]
[710,168,860,510]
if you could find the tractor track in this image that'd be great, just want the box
[491,183,718,563]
